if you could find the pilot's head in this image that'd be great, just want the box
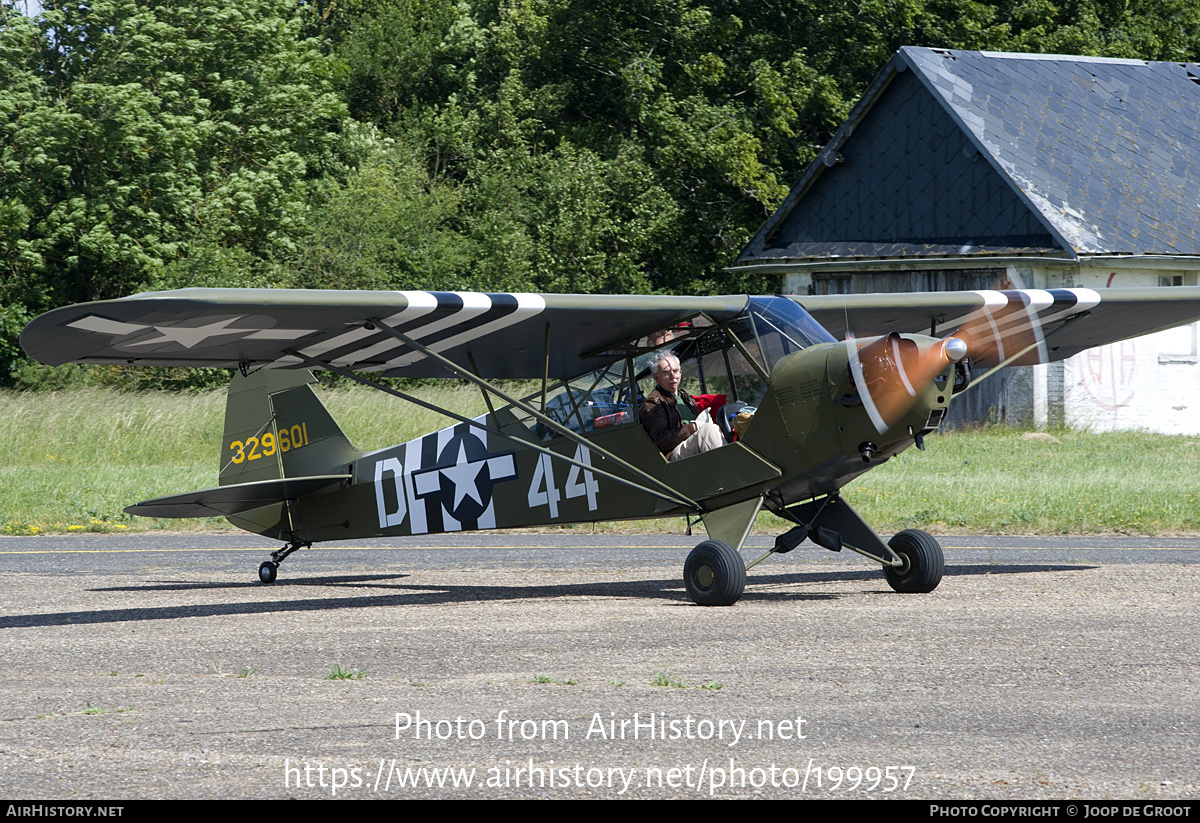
[652,354,682,395]
[648,328,676,347]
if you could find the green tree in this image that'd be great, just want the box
[324,0,1200,298]
[0,0,346,382]
[12,0,1200,390]
[291,138,474,291]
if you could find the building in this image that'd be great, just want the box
[734,47,1200,431]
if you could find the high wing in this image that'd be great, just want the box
[20,288,748,379]
[795,287,1200,371]
[24,286,1200,378]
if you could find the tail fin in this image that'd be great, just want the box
[220,369,362,487]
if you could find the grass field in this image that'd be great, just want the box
[2,384,1198,536]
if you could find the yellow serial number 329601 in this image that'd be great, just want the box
[230,423,309,463]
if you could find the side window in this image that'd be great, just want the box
[520,362,637,441]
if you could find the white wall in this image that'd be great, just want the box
[1058,324,1200,433]
[1029,263,1200,433]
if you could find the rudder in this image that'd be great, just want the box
[221,369,362,487]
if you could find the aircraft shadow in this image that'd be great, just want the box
[0,563,1090,629]
[92,573,411,592]
[947,563,1098,576]
[745,562,1092,599]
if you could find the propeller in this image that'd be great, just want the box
[847,332,968,435]
[941,288,1099,387]
[943,289,1046,372]
[838,287,1098,437]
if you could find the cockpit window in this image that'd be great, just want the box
[502,299,834,442]
[517,361,637,441]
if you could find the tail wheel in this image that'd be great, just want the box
[684,540,746,606]
[258,561,278,585]
[883,529,943,593]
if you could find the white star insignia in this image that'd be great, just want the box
[66,314,317,351]
[412,439,518,515]
[126,317,247,349]
[437,442,488,509]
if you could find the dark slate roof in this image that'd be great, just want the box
[738,47,1200,264]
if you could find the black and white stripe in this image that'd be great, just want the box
[276,291,544,372]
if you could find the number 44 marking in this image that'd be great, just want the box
[527,445,599,518]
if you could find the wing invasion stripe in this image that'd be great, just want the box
[939,288,1090,337]
[324,291,470,364]
[298,291,439,358]
[269,292,544,371]
[270,292,443,367]
[311,305,457,365]
[351,293,524,367]
[333,292,494,366]
[360,293,545,372]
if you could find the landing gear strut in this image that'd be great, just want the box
[257,539,310,584]
[763,493,944,594]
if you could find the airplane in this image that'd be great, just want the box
[19,285,1200,605]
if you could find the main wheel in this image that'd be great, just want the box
[883,529,943,593]
[258,561,278,585]
[684,540,746,606]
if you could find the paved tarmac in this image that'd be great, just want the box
[0,532,1197,799]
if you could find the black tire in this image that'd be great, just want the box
[684,540,746,606]
[258,561,278,585]
[883,529,943,593]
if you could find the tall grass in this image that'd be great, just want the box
[0,389,225,533]
[843,427,1200,534]
[2,385,1198,534]
[322,382,491,452]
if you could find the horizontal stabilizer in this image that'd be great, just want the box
[124,475,351,519]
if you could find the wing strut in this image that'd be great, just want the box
[466,351,499,424]
[287,351,703,513]
[363,317,706,513]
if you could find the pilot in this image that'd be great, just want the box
[641,354,725,461]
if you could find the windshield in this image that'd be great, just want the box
[732,296,837,373]
[499,298,835,441]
